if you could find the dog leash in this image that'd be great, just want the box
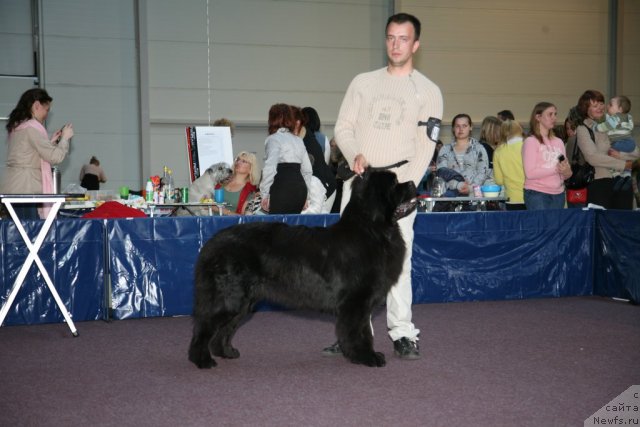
[338,160,409,180]
[369,160,409,171]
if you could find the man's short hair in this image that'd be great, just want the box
[386,13,421,40]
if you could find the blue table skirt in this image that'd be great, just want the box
[1,209,637,325]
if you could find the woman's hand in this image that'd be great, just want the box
[260,195,270,212]
[608,148,622,159]
[55,123,74,142]
[557,157,572,179]
[50,129,63,144]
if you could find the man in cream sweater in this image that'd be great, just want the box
[327,13,443,359]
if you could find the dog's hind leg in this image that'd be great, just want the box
[210,300,252,359]
[189,320,218,369]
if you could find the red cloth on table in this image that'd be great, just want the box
[81,201,147,219]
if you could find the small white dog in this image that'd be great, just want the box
[189,162,233,204]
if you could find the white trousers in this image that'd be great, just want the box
[340,177,420,342]
[323,189,337,214]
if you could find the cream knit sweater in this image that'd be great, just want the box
[334,67,443,185]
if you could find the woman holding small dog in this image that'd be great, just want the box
[260,103,313,214]
[215,151,260,215]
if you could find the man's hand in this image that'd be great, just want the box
[353,154,368,175]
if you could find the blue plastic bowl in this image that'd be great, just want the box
[481,184,501,197]
[481,185,501,192]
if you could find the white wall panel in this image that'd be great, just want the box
[39,0,136,39]
[42,38,137,87]
[0,0,33,75]
[38,0,140,190]
[147,0,389,125]
[399,0,609,123]
[620,0,640,114]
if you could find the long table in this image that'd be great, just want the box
[418,196,508,212]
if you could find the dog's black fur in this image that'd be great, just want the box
[188,169,417,368]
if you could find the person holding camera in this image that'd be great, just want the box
[522,102,572,210]
[1,88,74,219]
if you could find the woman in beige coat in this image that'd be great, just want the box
[2,88,74,219]
[576,90,638,209]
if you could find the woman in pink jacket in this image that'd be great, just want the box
[522,102,572,210]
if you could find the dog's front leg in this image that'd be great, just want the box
[336,307,385,367]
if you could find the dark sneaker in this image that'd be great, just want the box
[321,341,342,356]
[393,337,420,360]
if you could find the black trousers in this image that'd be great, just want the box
[269,163,307,214]
[81,173,100,190]
[587,177,633,210]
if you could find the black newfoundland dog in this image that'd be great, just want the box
[188,169,417,368]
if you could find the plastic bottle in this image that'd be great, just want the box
[161,165,168,189]
[145,179,153,202]
[165,169,174,202]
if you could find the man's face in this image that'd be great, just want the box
[385,22,419,68]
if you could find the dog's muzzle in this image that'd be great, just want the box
[393,182,418,221]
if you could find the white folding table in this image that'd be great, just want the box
[0,194,78,336]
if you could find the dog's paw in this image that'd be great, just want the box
[219,346,240,359]
[211,340,240,359]
[348,351,386,367]
[369,351,386,367]
[189,352,217,369]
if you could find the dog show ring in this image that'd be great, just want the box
[0,194,79,336]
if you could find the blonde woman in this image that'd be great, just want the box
[478,115,502,171]
[493,120,525,210]
[217,151,260,215]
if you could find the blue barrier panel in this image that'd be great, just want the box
[412,209,594,303]
[0,219,105,325]
[593,210,640,302]
[108,216,234,319]
[6,209,635,325]
[108,215,340,319]
[108,211,598,319]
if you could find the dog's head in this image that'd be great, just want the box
[346,169,417,223]
[204,162,233,185]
